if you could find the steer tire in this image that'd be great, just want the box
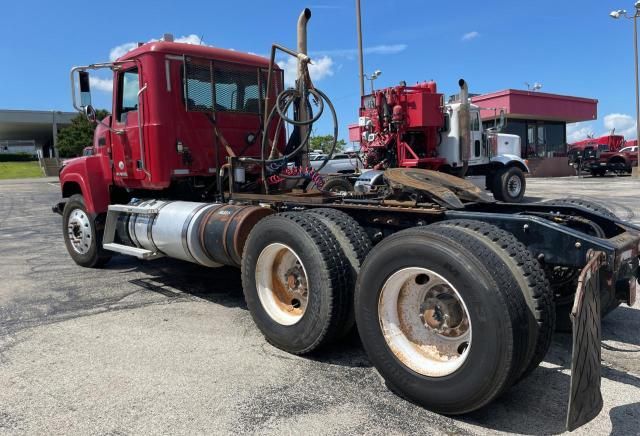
[431,220,554,380]
[543,198,621,331]
[241,212,350,354]
[491,166,526,203]
[306,208,372,336]
[62,194,112,268]
[355,226,531,414]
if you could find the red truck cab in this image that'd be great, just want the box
[58,41,281,216]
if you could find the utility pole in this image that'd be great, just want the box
[356,0,365,97]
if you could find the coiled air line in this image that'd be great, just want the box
[238,44,339,193]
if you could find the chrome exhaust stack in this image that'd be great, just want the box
[458,79,471,172]
[297,8,312,168]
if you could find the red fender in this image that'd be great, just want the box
[59,155,112,215]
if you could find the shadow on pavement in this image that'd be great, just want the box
[104,254,640,434]
[609,402,640,436]
[108,255,246,309]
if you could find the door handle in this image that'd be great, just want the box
[115,129,126,136]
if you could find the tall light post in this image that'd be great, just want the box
[364,70,382,93]
[356,0,365,97]
[610,2,640,176]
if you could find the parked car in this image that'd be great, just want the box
[310,152,362,174]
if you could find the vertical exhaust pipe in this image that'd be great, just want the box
[297,8,312,168]
[458,79,471,174]
[297,8,311,60]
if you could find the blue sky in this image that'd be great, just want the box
[0,0,638,142]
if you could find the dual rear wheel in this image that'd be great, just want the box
[242,212,553,414]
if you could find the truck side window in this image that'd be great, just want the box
[117,68,139,123]
[470,112,480,131]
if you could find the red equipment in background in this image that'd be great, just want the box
[357,81,446,170]
[569,134,625,152]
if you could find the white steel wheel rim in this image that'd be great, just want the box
[255,243,309,326]
[378,267,472,377]
[507,174,522,197]
[67,208,93,255]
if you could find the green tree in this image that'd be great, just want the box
[56,109,110,157]
[309,134,346,154]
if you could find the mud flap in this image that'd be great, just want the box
[566,250,604,431]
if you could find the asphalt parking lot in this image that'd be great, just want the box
[0,176,639,435]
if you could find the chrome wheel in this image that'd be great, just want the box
[378,267,472,377]
[506,174,522,198]
[255,243,309,326]
[66,208,92,255]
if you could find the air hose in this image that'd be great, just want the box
[239,61,339,192]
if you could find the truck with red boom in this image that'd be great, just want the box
[569,134,638,176]
[354,80,528,202]
[54,9,639,431]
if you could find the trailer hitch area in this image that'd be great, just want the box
[566,250,605,431]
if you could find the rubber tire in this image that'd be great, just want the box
[431,220,554,380]
[355,226,531,414]
[306,208,372,336]
[543,197,618,219]
[322,177,354,193]
[491,166,526,203]
[542,198,620,331]
[241,212,350,354]
[62,194,112,268]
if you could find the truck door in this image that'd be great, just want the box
[111,67,145,182]
[469,110,483,163]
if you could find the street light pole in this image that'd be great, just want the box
[355,0,365,97]
[364,70,382,94]
[611,3,640,176]
[634,14,640,174]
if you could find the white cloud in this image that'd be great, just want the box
[278,56,334,87]
[603,113,637,139]
[108,34,204,62]
[109,42,138,62]
[175,34,203,45]
[89,77,114,93]
[314,44,407,57]
[566,122,595,143]
[461,31,480,41]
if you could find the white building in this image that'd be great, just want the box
[0,109,76,158]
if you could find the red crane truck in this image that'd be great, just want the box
[54,9,639,431]
[353,80,528,202]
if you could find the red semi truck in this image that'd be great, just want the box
[569,135,638,175]
[54,9,639,431]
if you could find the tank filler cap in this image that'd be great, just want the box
[163,33,175,42]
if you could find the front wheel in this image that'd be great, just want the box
[491,166,526,202]
[62,194,111,268]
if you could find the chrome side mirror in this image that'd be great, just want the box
[79,71,92,108]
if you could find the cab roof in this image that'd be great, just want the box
[118,41,273,69]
